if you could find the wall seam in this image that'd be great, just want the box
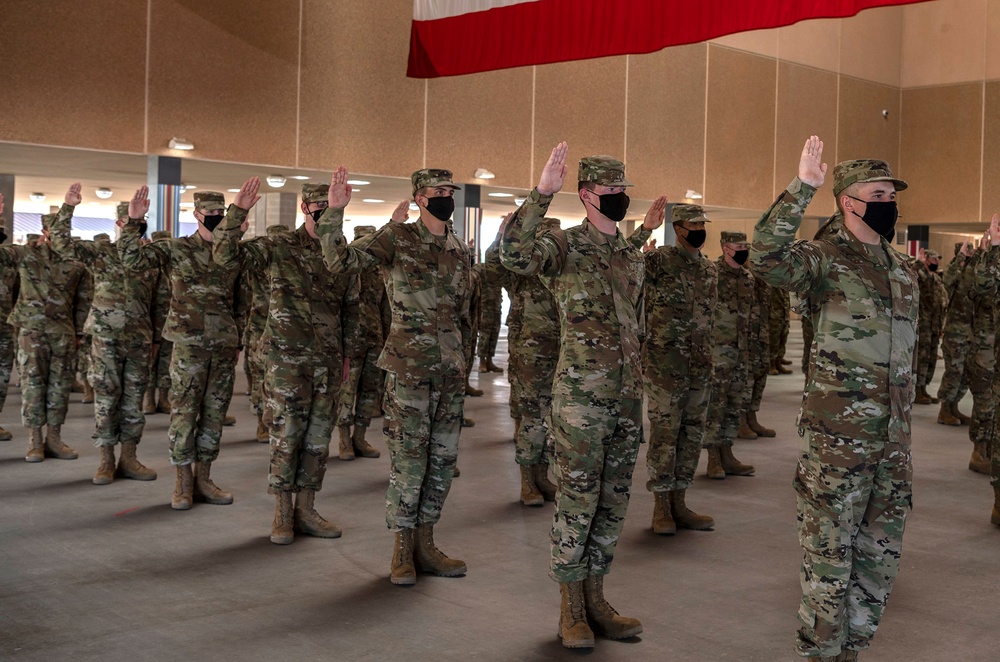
[772,56,778,200]
[422,79,428,168]
[143,0,151,153]
[980,0,988,223]
[623,55,629,164]
[702,44,710,201]
[530,66,536,187]
[295,0,303,168]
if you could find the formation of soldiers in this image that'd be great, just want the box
[1,131,997,662]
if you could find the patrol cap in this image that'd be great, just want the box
[354,224,377,240]
[151,230,171,240]
[720,231,747,244]
[925,249,940,259]
[116,202,130,220]
[578,156,633,187]
[266,225,290,237]
[832,159,908,197]
[94,233,111,242]
[193,191,226,212]
[672,204,710,224]
[27,232,41,243]
[412,169,461,196]
[301,183,329,204]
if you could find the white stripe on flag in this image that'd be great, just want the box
[413,0,541,21]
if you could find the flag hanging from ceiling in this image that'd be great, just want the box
[408,0,930,78]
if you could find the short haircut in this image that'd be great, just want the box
[578,181,596,193]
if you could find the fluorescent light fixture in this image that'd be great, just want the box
[514,198,526,206]
[684,189,703,200]
[289,175,310,180]
[488,192,514,198]
[266,175,287,188]
[168,137,194,150]
[95,187,113,199]
[29,192,45,202]
[347,180,370,186]
[181,184,196,192]
[179,202,194,208]
[409,203,419,211]
[362,199,385,204]
[474,168,495,179]
[227,188,241,193]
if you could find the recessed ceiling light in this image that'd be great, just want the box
[362,199,385,204]
[347,180,370,186]
[181,184,196,192]
[488,192,514,198]
[95,187,113,199]
[514,198,526,205]
[266,175,287,188]
[168,137,194,150]
[289,175,310,180]
[29,192,45,202]
[179,202,194,208]
[474,168,495,179]
[227,188,241,193]
[409,203,419,211]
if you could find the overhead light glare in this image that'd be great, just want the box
[362,199,385,204]
[266,175,287,188]
[684,189,703,200]
[29,192,46,202]
[227,188,241,193]
[347,180,370,186]
[488,192,514,198]
[95,187,113,199]
[168,137,194,151]
[474,168,495,179]
[289,175,310,180]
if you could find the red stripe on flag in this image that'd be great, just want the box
[408,0,931,78]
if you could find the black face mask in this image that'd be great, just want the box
[682,228,706,249]
[201,213,224,233]
[137,222,148,237]
[0,227,7,244]
[423,196,455,222]
[588,191,630,223]
[848,196,897,239]
[928,263,939,272]
[733,249,749,265]
[309,208,325,224]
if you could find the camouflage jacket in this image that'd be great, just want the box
[499,188,651,400]
[0,233,87,336]
[118,206,245,349]
[477,239,508,310]
[509,269,559,352]
[357,264,389,350]
[317,210,472,381]
[0,266,18,331]
[916,266,948,342]
[748,274,773,370]
[941,254,975,339]
[969,250,998,352]
[642,245,717,384]
[713,257,754,360]
[48,204,158,342]
[750,178,918,445]
[215,223,360,364]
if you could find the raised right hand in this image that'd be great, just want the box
[537,142,568,196]
[798,135,828,189]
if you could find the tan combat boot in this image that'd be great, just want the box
[156,388,171,414]
[937,401,961,426]
[651,491,676,535]
[953,402,971,425]
[486,359,503,373]
[969,443,991,475]
[720,444,755,476]
[390,528,417,586]
[93,446,116,485]
[747,410,776,437]
[270,492,294,545]
[338,425,355,461]
[193,461,234,504]
[768,362,779,376]
[914,385,932,405]
[775,359,792,375]
[478,361,490,373]
[414,524,467,576]
[534,462,557,502]
[81,381,95,404]
[737,413,758,439]
[44,424,78,460]
[294,489,342,538]
[0,425,12,441]
[991,485,1000,526]
[465,383,484,396]
[143,387,156,414]
[706,447,725,479]
[352,425,380,458]
[25,427,44,463]
[171,464,194,510]
[462,417,475,428]
[222,415,236,427]
[116,441,157,480]
[558,582,595,649]
[519,464,544,507]
[583,575,642,639]
[670,489,715,530]
[256,414,269,443]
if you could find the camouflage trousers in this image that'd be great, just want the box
[88,335,151,447]
[802,316,815,376]
[0,326,15,413]
[507,336,522,421]
[916,328,941,388]
[76,334,92,382]
[705,352,749,449]
[150,339,173,391]
[966,346,995,447]
[991,375,1000,488]
[266,357,338,494]
[936,326,971,403]
[384,373,464,530]
[550,394,642,583]
[245,333,265,416]
[645,374,710,493]
[770,297,790,364]
[167,343,237,466]
[478,292,502,360]
[17,329,75,428]
[794,429,911,659]
[513,339,557,466]
[336,345,384,428]
[748,361,769,412]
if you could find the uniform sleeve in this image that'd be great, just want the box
[316,206,387,274]
[0,244,25,268]
[72,270,92,336]
[941,255,966,293]
[973,248,1000,296]
[749,178,828,294]
[47,203,100,265]
[341,274,362,359]
[233,270,250,348]
[627,225,652,250]
[119,218,169,271]
[500,188,566,277]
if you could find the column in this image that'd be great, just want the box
[147,156,181,235]
[906,224,928,257]
[454,183,480,262]
[251,192,298,238]
[0,174,13,240]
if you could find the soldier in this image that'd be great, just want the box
[643,204,718,535]
[119,182,258,510]
[317,166,472,586]
[335,223,387,461]
[976,214,1000,524]
[704,231,756,480]
[742,276,777,439]
[477,233,505,374]
[769,286,792,375]
[501,143,666,649]
[751,136,915,661]
[75,270,95,404]
[1,194,88,462]
[914,249,948,404]
[144,229,174,416]
[0,194,17,442]
[799,212,844,378]
[965,237,995,475]
[49,191,158,484]
[936,241,975,425]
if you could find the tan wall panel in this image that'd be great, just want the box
[147,0,299,166]
[840,6,903,87]
[426,69,533,190]
[625,44,707,202]
[901,0,986,88]
[777,19,841,73]
[705,47,776,210]
[986,0,1000,80]
[900,84,983,224]
[981,82,1000,218]
[837,77,900,170]
[533,57,627,192]
[298,0,424,178]
[0,0,146,152]
[775,63,839,217]
[710,29,778,59]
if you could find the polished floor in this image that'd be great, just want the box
[1,326,997,661]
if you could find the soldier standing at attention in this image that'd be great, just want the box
[502,142,666,649]
[643,204,717,535]
[751,136,916,662]
[965,237,996,475]
[936,241,975,425]
[704,231,757,480]
[145,230,174,416]
[742,275,778,439]
[477,232,506,374]
[318,166,472,586]
[975,214,1000,524]
[914,249,947,404]
[769,283,793,375]
[119,182,259,510]
[0,194,18,442]
[49,189,158,484]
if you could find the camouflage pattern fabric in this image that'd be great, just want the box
[799,212,845,377]
[476,239,506,362]
[937,254,975,404]
[337,251,389,427]
[505,278,524,421]
[149,241,173,391]
[17,330,76,427]
[969,249,998,448]
[0,266,18,412]
[750,177,916,659]
[464,268,482,379]
[769,285,791,365]
[88,336,151,446]
[914,262,948,388]
[643,244,717,492]
[748,275,773,411]
[168,343,237,465]
[500,185,651,583]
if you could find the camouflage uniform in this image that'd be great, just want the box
[937,248,975,407]
[965,250,996,453]
[476,239,505,370]
[800,212,845,376]
[0,251,18,434]
[244,224,289,426]
[748,275,773,414]
[500,156,651,583]
[769,284,791,368]
[74,271,94,390]
[750,162,916,660]
[505,274,524,421]
[148,230,174,410]
[915,252,948,395]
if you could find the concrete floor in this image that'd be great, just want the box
[1,324,998,661]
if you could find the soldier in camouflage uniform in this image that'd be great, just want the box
[643,204,718,535]
[751,137,915,662]
[799,212,845,378]
[936,241,975,425]
[703,231,757,480]
[318,166,472,586]
[74,269,95,404]
[216,182,358,544]
[0,194,18,441]
[50,192,159,484]
[769,283,792,374]
[2,191,88,463]
[914,250,949,405]
[743,275,778,438]
[119,182,258,511]
[965,241,995,475]
[144,229,174,416]
[502,143,666,649]
[477,234,505,374]
[977,215,1000,524]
